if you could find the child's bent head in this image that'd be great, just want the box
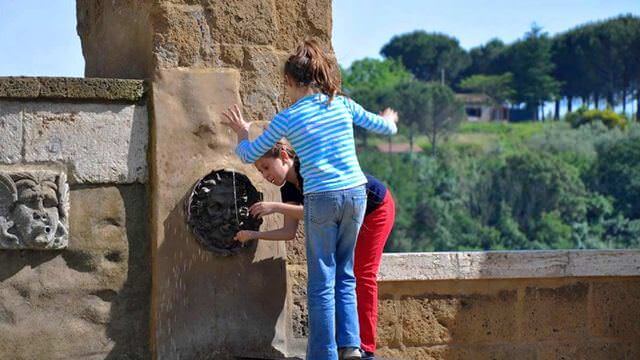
[254,142,296,186]
[284,39,341,101]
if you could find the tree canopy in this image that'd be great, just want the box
[381,31,470,85]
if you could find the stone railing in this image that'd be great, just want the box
[375,250,640,359]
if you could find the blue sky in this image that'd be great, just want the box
[332,0,640,66]
[0,0,638,76]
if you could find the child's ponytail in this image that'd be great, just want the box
[284,39,341,102]
[261,141,296,160]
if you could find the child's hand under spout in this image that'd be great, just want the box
[234,230,258,243]
[249,202,279,219]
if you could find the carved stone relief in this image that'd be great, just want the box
[0,169,69,250]
[185,170,262,255]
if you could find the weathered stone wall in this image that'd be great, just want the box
[0,77,150,358]
[375,251,640,360]
[77,0,333,121]
[149,68,295,359]
[77,1,331,358]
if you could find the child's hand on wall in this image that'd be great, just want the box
[234,230,258,243]
[249,202,279,219]
[221,104,250,140]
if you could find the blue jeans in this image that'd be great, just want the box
[304,185,367,360]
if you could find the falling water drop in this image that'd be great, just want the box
[231,169,240,227]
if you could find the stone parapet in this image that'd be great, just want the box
[379,250,640,281]
[0,77,145,102]
[374,250,640,360]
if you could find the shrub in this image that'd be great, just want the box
[482,151,588,237]
[592,135,640,219]
[527,121,626,173]
[565,107,627,129]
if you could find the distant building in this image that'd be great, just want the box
[456,93,509,122]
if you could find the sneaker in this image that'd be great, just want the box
[361,351,375,360]
[339,347,362,359]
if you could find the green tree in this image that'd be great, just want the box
[341,58,412,95]
[592,136,640,219]
[461,38,507,79]
[533,211,574,249]
[386,81,465,155]
[381,31,470,84]
[551,15,640,116]
[341,58,412,146]
[503,25,560,120]
[484,151,588,237]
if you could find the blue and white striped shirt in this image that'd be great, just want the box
[236,93,397,194]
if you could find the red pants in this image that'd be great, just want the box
[354,191,395,353]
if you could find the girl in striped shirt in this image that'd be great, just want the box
[222,40,398,360]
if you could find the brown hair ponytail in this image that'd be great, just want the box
[261,141,296,159]
[284,39,341,102]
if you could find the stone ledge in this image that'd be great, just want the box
[0,77,145,102]
[378,250,640,281]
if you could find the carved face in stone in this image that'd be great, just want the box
[186,170,262,255]
[0,171,68,250]
[203,180,238,238]
[12,177,62,247]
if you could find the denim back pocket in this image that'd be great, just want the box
[351,194,367,224]
[308,196,339,225]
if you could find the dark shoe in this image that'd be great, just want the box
[361,350,375,360]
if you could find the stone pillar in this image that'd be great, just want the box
[77,1,332,358]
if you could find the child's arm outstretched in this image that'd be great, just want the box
[235,214,299,242]
[250,202,304,221]
[222,105,288,164]
[345,97,399,135]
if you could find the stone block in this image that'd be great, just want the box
[444,344,538,360]
[0,77,145,102]
[0,101,22,164]
[22,102,148,184]
[203,0,278,46]
[289,267,308,338]
[398,290,518,347]
[154,4,215,68]
[286,224,306,265]
[77,1,155,79]
[448,290,518,344]
[377,346,444,360]
[377,345,536,360]
[377,297,401,348]
[537,341,637,360]
[0,77,39,97]
[589,280,640,339]
[274,0,332,51]
[400,296,458,346]
[219,44,245,68]
[523,282,589,340]
[239,48,288,122]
